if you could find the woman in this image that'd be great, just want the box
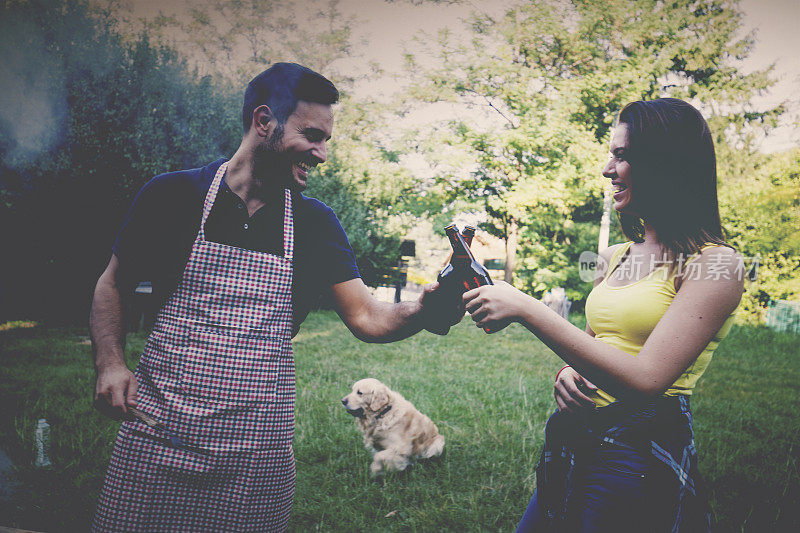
[463,98,743,531]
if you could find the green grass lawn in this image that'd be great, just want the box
[1,311,799,531]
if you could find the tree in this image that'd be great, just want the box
[162,0,357,84]
[0,0,237,324]
[719,147,800,320]
[406,0,783,303]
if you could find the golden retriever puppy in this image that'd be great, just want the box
[341,378,445,476]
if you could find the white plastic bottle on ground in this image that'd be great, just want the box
[35,418,52,468]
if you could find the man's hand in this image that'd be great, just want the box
[91,255,137,419]
[418,281,465,335]
[94,362,138,420]
[330,278,463,343]
[554,366,597,415]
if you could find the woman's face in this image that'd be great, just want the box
[602,123,635,213]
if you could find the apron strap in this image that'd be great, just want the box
[197,160,294,261]
[283,189,294,261]
[198,161,228,240]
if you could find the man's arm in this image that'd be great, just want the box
[89,255,138,417]
[330,278,459,343]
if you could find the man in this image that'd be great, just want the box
[90,63,455,532]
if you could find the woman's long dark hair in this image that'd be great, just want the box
[617,98,729,262]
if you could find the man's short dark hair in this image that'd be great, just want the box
[242,62,339,132]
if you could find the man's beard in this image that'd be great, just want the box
[252,123,293,189]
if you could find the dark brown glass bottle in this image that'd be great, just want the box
[446,226,493,291]
[433,224,493,331]
[441,225,474,267]
[437,224,493,295]
[462,225,476,247]
[436,224,458,293]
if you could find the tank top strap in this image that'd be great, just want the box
[683,243,728,264]
[605,242,633,277]
[673,243,732,281]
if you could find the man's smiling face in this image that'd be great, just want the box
[256,100,333,191]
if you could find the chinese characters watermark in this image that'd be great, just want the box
[578,250,760,283]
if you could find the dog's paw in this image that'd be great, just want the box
[422,435,445,459]
[370,461,385,478]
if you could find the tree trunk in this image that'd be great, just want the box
[598,182,613,253]
[504,219,518,284]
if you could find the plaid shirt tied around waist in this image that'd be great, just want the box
[536,395,711,532]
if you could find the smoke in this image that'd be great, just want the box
[0,9,67,170]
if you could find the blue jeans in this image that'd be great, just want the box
[517,440,649,532]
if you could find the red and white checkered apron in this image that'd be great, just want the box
[94,162,297,532]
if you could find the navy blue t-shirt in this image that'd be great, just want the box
[113,158,359,336]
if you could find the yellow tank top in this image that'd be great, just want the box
[585,242,737,407]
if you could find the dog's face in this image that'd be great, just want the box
[341,378,391,418]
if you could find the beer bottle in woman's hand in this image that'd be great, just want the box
[443,225,492,291]
[432,224,493,330]
[462,225,476,247]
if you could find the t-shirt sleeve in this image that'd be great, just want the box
[112,177,164,290]
[316,205,360,286]
[109,159,222,306]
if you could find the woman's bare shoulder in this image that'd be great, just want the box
[600,242,627,259]
[592,242,630,284]
[599,242,628,266]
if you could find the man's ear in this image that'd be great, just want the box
[252,105,274,137]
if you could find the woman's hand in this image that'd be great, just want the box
[463,281,532,332]
[554,366,598,414]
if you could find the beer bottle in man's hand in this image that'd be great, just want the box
[435,224,459,300]
[431,224,494,331]
[440,225,474,267]
[444,225,492,291]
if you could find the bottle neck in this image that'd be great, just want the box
[462,227,475,247]
[447,231,475,264]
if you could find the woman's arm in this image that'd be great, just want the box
[464,247,743,400]
[554,245,620,410]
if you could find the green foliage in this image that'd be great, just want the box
[719,148,800,321]
[156,0,357,85]
[406,0,784,303]
[0,0,239,324]
[304,95,436,286]
[305,153,402,286]
[1,0,794,322]
[0,320,39,332]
